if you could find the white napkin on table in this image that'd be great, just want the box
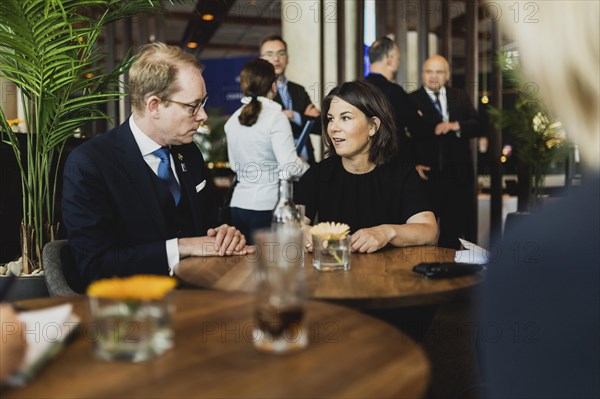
[454,238,490,264]
[7,303,80,386]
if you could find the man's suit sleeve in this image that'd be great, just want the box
[291,83,311,116]
[199,157,220,229]
[291,82,322,135]
[408,90,439,138]
[62,148,169,286]
[398,88,424,140]
[408,90,440,166]
[453,88,484,139]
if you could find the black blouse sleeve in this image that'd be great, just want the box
[399,167,433,222]
[294,164,318,222]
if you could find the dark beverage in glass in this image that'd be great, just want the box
[252,229,307,354]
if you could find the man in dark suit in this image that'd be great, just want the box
[364,36,421,164]
[260,35,321,164]
[409,55,483,249]
[62,42,251,288]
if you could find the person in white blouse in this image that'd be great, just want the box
[225,59,309,242]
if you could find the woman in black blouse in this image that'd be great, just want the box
[295,81,437,253]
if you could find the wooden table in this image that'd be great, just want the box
[6,290,430,399]
[176,246,484,309]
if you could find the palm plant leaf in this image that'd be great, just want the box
[1,0,184,271]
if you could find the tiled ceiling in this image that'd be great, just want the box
[162,0,282,60]
[207,0,281,58]
[159,0,490,64]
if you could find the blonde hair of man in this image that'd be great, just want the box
[128,42,203,115]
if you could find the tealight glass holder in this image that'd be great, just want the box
[88,295,174,362]
[312,235,351,271]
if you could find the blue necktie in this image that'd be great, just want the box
[433,91,443,115]
[153,147,181,205]
[277,81,293,110]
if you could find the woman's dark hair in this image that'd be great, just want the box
[321,81,398,165]
[238,59,277,127]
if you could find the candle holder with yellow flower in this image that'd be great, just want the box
[87,275,177,362]
[311,222,351,271]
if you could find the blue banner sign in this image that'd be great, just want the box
[201,55,256,115]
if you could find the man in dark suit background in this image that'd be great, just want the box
[260,35,321,164]
[409,55,483,249]
[364,36,421,164]
[62,42,251,289]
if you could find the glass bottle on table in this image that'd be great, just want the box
[270,177,305,270]
[272,177,301,229]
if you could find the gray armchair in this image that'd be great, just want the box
[42,240,80,296]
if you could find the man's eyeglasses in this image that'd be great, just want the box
[159,96,208,115]
[261,50,287,58]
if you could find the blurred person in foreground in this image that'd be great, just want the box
[295,81,437,253]
[480,2,599,398]
[62,43,252,289]
[225,59,309,242]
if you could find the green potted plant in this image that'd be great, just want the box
[489,51,569,211]
[0,0,178,280]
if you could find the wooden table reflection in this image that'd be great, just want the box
[177,246,484,309]
[6,290,430,399]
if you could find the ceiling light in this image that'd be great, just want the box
[187,42,198,49]
[201,14,214,21]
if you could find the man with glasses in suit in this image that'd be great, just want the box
[260,34,321,164]
[62,42,252,289]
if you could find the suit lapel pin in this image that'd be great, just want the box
[177,154,187,172]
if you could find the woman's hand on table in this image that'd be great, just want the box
[351,213,438,253]
[350,225,394,253]
[400,212,438,246]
